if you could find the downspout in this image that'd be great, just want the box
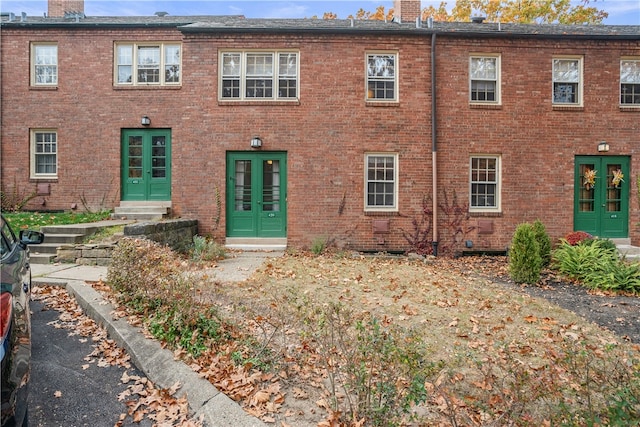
[431,31,439,256]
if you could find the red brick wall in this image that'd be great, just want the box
[1,26,434,252]
[2,23,638,252]
[176,32,432,251]
[434,35,640,248]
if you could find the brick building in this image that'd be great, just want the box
[1,0,639,254]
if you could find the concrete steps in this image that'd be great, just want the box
[111,201,171,221]
[29,220,135,264]
[225,237,287,251]
[611,238,640,261]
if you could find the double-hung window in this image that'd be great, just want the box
[470,55,500,103]
[220,51,299,101]
[470,156,500,212]
[365,154,398,211]
[620,58,640,106]
[366,53,397,101]
[31,130,57,179]
[115,43,181,86]
[31,43,58,86]
[552,57,583,106]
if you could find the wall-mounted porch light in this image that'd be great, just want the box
[597,141,610,152]
[250,136,262,148]
[141,116,151,126]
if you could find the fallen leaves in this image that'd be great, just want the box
[32,285,202,427]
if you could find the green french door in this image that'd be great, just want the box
[121,129,171,201]
[226,152,287,238]
[574,156,629,238]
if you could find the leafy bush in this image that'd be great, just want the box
[552,240,640,294]
[532,219,552,267]
[509,223,542,284]
[107,238,233,356]
[552,239,616,281]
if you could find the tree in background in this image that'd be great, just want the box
[323,0,608,24]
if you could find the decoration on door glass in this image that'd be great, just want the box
[612,169,624,188]
[583,168,597,190]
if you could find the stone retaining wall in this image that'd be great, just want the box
[57,219,198,265]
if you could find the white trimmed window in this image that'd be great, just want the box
[365,154,398,211]
[552,57,583,105]
[220,51,299,100]
[115,43,181,86]
[31,130,57,178]
[470,55,500,103]
[366,52,398,101]
[470,156,500,211]
[31,43,58,86]
[621,58,640,105]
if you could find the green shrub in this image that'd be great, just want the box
[552,240,640,294]
[191,235,225,263]
[310,236,328,255]
[532,219,552,267]
[551,239,614,281]
[509,223,542,284]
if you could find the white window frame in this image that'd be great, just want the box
[31,129,58,179]
[552,56,583,106]
[114,42,182,86]
[366,52,398,102]
[469,54,500,104]
[620,58,640,106]
[469,155,501,212]
[31,43,58,86]
[364,153,399,212]
[219,50,299,101]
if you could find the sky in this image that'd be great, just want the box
[1,0,639,24]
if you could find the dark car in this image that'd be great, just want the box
[1,215,44,427]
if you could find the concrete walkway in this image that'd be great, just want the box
[30,251,283,427]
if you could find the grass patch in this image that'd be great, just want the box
[4,210,111,230]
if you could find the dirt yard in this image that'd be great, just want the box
[190,253,640,426]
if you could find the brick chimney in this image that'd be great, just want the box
[393,0,421,23]
[48,0,84,17]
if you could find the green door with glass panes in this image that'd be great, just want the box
[226,152,287,238]
[574,156,629,238]
[121,129,171,201]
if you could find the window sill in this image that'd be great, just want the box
[365,100,399,107]
[30,86,58,91]
[469,103,502,110]
[114,85,182,90]
[469,211,502,218]
[218,100,300,106]
[29,177,58,182]
[364,210,399,216]
[619,105,640,112]
[552,105,584,112]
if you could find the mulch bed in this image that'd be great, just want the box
[452,255,640,344]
